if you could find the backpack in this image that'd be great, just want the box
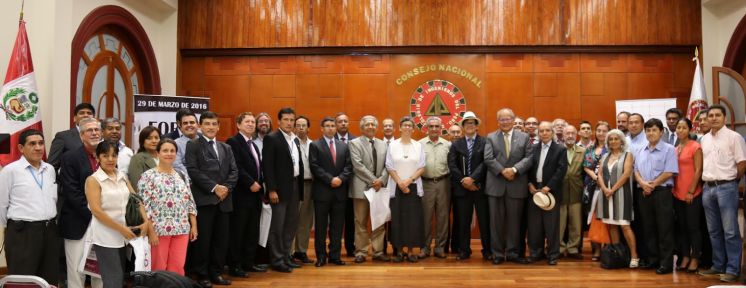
[600,243,630,269]
[131,271,200,288]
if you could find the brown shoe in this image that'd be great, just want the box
[354,255,366,263]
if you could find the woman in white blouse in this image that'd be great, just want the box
[386,116,426,263]
[85,141,151,287]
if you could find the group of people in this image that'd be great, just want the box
[0,102,745,287]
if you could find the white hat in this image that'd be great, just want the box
[533,192,556,211]
[460,111,481,126]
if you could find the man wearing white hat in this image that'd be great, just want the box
[527,121,567,265]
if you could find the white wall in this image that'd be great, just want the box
[0,0,177,268]
[701,0,746,103]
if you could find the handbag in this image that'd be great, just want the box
[126,192,145,227]
[600,243,630,269]
[588,217,611,244]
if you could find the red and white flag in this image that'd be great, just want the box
[0,20,43,166]
[687,51,708,133]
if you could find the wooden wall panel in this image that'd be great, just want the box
[178,0,702,49]
[179,53,692,142]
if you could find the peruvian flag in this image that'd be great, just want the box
[687,53,708,133]
[0,20,43,166]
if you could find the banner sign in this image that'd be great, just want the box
[132,94,209,151]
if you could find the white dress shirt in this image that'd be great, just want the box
[298,136,312,180]
[281,129,300,177]
[117,141,134,175]
[0,156,58,226]
[536,142,551,183]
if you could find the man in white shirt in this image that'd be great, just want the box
[419,117,452,259]
[101,117,133,175]
[292,116,315,264]
[0,129,59,285]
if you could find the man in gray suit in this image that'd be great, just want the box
[348,115,389,263]
[48,103,95,170]
[484,108,534,265]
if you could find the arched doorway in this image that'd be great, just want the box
[723,13,746,76]
[70,5,160,146]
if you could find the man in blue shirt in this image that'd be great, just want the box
[633,118,678,274]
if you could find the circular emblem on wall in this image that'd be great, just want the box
[1,87,39,122]
[409,79,466,134]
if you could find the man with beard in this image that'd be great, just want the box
[254,112,272,153]
[101,117,134,175]
[617,111,630,135]
[559,125,585,259]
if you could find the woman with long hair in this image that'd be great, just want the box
[582,121,610,261]
[673,118,703,272]
[128,126,160,189]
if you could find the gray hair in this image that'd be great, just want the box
[79,118,100,134]
[605,129,630,152]
[359,115,378,129]
[496,108,515,120]
[426,116,442,125]
[101,117,122,129]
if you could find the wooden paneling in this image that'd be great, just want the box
[179,53,693,141]
[178,0,702,49]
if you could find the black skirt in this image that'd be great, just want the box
[389,183,425,248]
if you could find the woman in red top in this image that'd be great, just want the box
[673,118,703,272]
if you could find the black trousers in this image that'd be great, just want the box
[229,197,262,269]
[5,219,59,285]
[637,186,675,269]
[674,196,703,259]
[632,187,650,260]
[454,191,491,257]
[527,198,560,260]
[449,195,460,254]
[268,179,300,266]
[192,205,230,278]
[344,197,355,256]
[314,199,346,260]
[518,198,529,258]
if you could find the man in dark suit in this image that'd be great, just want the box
[484,108,534,265]
[448,112,491,260]
[165,108,192,140]
[185,111,238,287]
[527,121,567,265]
[48,103,94,170]
[263,107,304,273]
[309,117,353,267]
[334,112,357,257]
[59,117,101,288]
[225,112,268,278]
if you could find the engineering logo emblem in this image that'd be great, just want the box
[409,79,466,134]
[1,87,39,122]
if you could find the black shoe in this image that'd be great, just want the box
[508,257,529,264]
[393,253,405,263]
[209,275,231,286]
[456,253,470,260]
[492,257,505,265]
[198,279,213,288]
[354,255,366,263]
[548,258,558,265]
[483,254,494,261]
[293,252,314,264]
[408,254,418,263]
[248,264,268,272]
[639,259,655,269]
[567,253,583,260]
[434,252,447,259]
[286,260,302,269]
[330,259,346,265]
[315,257,327,267]
[373,255,391,262]
[272,264,293,273]
[655,266,673,275]
[228,267,248,278]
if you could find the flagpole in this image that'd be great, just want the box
[19,0,25,22]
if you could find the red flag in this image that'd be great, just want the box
[0,20,43,166]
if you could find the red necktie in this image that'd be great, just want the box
[329,140,336,165]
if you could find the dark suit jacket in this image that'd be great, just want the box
[448,135,487,197]
[185,136,238,212]
[165,129,181,140]
[309,138,353,202]
[262,130,304,201]
[529,141,568,203]
[226,133,264,208]
[48,128,82,170]
[58,146,94,240]
[334,133,356,143]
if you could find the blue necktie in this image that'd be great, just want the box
[467,138,474,175]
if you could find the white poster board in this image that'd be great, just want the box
[615,98,677,123]
[132,94,209,151]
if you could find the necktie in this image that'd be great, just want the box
[370,139,377,175]
[341,137,346,143]
[329,140,336,165]
[248,140,260,175]
[467,138,474,175]
[208,140,218,160]
[504,133,511,156]
[669,133,675,144]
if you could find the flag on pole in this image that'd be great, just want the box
[687,48,708,133]
[0,20,43,166]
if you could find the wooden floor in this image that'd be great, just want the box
[230,240,727,287]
